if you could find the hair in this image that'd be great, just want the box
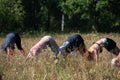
[111,58,120,67]
[83,50,95,61]
[78,42,87,56]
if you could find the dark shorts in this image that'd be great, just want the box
[15,33,23,50]
[104,38,116,51]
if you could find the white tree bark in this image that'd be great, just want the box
[61,14,64,31]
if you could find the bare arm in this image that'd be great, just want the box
[93,50,99,62]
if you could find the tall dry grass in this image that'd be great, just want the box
[0,33,120,80]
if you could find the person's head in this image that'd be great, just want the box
[83,50,95,61]
[80,42,87,54]
[59,44,66,56]
[58,48,65,57]
[111,58,120,67]
[52,48,64,64]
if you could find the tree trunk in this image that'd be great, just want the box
[61,14,64,31]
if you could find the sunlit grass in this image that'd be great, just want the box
[0,33,120,80]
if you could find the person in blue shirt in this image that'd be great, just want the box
[0,32,25,56]
[57,34,86,59]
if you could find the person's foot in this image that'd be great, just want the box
[54,59,58,64]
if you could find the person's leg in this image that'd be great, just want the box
[110,46,120,56]
[48,38,59,56]
[83,50,90,60]
[9,44,15,55]
[20,49,26,56]
[16,37,25,56]
[6,48,10,55]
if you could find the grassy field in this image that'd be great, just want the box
[0,33,120,80]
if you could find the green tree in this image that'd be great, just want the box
[0,0,120,33]
[43,0,62,32]
[0,0,24,33]
[21,0,41,31]
[59,0,111,32]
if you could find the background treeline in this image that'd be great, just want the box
[0,0,120,34]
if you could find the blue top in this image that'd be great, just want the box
[1,32,23,50]
[59,34,84,56]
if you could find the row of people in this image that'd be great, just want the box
[0,32,120,67]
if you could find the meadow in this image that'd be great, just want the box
[0,33,120,80]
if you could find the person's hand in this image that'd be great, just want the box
[117,54,120,61]
[54,58,59,64]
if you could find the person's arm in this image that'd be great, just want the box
[54,51,61,64]
[117,53,120,60]
[93,50,99,62]
[7,48,10,55]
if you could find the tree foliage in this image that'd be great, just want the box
[0,0,120,33]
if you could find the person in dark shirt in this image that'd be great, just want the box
[58,34,86,59]
[0,32,25,56]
